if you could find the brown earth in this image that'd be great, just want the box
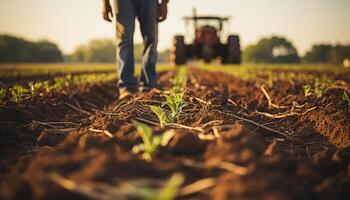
[0,68,349,200]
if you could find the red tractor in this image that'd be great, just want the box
[170,9,241,65]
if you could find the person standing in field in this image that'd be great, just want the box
[102,0,169,99]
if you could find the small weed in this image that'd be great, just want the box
[132,120,175,161]
[43,81,52,93]
[150,105,171,128]
[0,88,6,103]
[303,85,311,97]
[314,80,328,98]
[153,173,184,200]
[119,173,184,200]
[162,88,187,120]
[28,82,43,98]
[10,85,28,102]
[53,77,70,89]
[342,91,350,107]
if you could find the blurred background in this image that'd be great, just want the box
[0,0,349,64]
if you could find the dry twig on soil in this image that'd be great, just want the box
[178,177,216,197]
[217,110,293,140]
[181,159,249,175]
[135,117,204,132]
[89,128,114,138]
[228,98,237,106]
[167,123,204,132]
[32,120,80,133]
[254,106,317,119]
[64,102,91,115]
[198,133,216,140]
[260,85,287,109]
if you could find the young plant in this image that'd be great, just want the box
[132,120,175,161]
[314,79,328,98]
[43,81,52,93]
[150,105,171,128]
[53,77,70,89]
[314,83,328,98]
[10,85,28,102]
[161,88,186,120]
[151,173,184,200]
[28,82,43,98]
[342,91,350,107]
[120,173,184,200]
[303,85,311,97]
[0,88,6,103]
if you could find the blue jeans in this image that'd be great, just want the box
[115,0,158,90]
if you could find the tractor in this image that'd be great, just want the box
[170,9,241,65]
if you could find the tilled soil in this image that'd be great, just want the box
[0,68,349,200]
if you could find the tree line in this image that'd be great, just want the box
[0,34,349,64]
[0,35,63,63]
[0,35,169,63]
[243,36,350,64]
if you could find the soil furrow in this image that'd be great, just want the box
[0,69,349,200]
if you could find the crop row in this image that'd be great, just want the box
[132,67,188,161]
[0,73,117,103]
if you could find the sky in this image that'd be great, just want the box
[1,0,350,55]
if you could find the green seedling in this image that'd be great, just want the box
[132,120,175,161]
[0,88,6,103]
[28,82,43,98]
[303,85,311,97]
[53,77,70,89]
[42,81,52,93]
[150,105,171,128]
[124,173,184,200]
[314,81,328,98]
[149,173,184,200]
[342,91,350,107]
[162,88,187,120]
[10,85,28,102]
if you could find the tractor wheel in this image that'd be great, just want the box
[222,35,241,64]
[170,35,186,66]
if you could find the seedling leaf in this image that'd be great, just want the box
[160,129,176,147]
[132,120,155,159]
[132,121,176,161]
[342,91,350,107]
[156,173,184,200]
[150,105,170,128]
[303,85,311,97]
[0,88,6,103]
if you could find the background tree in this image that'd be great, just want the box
[303,44,350,64]
[71,39,115,63]
[302,44,332,63]
[0,35,63,63]
[243,36,300,63]
[326,45,350,64]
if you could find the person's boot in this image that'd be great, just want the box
[118,87,135,100]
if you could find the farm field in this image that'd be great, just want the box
[0,63,349,200]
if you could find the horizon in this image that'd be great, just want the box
[1,0,350,55]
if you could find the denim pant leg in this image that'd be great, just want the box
[115,0,137,89]
[137,0,158,87]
